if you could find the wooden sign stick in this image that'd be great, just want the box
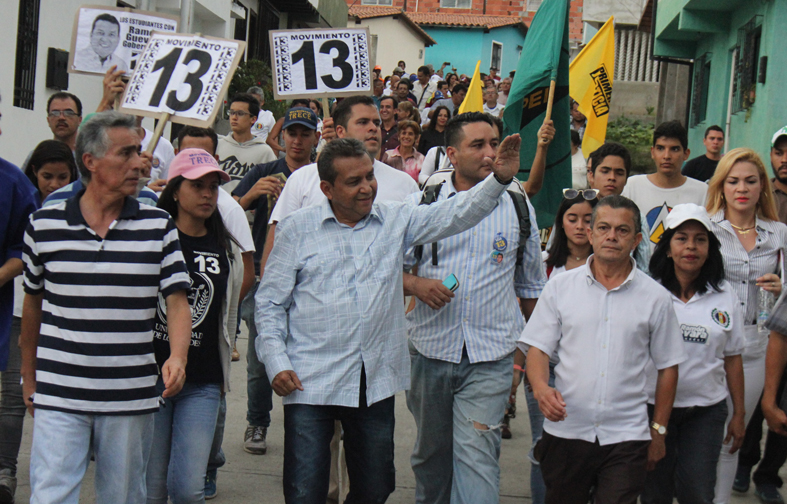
[145,112,171,155]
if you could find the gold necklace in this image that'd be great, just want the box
[730,222,756,234]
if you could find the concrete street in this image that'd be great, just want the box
[11,327,776,503]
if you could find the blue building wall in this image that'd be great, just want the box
[422,26,525,77]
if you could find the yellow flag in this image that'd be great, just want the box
[569,16,615,158]
[458,60,484,114]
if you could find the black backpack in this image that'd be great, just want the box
[413,169,531,266]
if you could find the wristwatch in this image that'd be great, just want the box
[650,421,667,435]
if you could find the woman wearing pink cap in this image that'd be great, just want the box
[146,148,244,504]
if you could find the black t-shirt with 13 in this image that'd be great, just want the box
[153,230,229,385]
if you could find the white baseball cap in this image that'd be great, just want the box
[664,203,712,231]
[772,126,787,147]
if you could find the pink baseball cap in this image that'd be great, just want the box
[168,148,231,183]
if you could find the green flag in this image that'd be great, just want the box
[503,0,572,232]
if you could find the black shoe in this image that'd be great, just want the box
[734,465,751,493]
[756,483,785,504]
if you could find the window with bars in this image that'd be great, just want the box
[440,0,472,8]
[491,42,502,72]
[732,16,762,113]
[14,0,41,110]
[361,0,393,4]
[690,54,711,128]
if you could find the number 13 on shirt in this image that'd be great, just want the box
[269,28,373,100]
[120,32,246,126]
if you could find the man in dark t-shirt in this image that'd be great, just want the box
[682,125,724,182]
[231,107,319,456]
[233,107,320,274]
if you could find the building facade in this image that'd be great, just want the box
[348,6,436,75]
[653,0,786,159]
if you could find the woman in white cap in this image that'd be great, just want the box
[704,148,787,503]
[640,203,745,504]
[146,148,244,504]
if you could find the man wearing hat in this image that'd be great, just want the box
[231,107,320,455]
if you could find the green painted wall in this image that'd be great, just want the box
[658,0,787,168]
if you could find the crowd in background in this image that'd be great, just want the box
[4,55,787,504]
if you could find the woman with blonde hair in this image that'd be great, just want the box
[385,120,424,183]
[706,148,787,504]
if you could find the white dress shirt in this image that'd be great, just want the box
[519,257,686,445]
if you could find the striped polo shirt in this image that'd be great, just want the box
[22,191,190,415]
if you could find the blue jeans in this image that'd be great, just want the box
[406,343,513,504]
[30,408,154,504]
[0,317,24,475]
[282,370,395,504]
[524,362,556,504]
[243,283,273,427]
[641,400,728,504]
[146,379,221,504]
[207,394,227,473]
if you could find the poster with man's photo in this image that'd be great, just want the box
[68,5,179,75]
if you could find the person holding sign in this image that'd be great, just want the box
[75,13,128,73]
[256,132,523,504]
[217,94,277,194]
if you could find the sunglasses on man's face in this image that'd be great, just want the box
[562,188,600,200]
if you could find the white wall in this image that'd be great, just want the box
[0,0,234,167]
[347,17,426,77]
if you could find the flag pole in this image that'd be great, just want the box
[541,80,556,145]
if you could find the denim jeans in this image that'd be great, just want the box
[0,317,24,475]
[282,370,395,504]
[524,362,556,504]
[146,379,221,504]
[207,394,227,473]
[406,343,513,504]
[243,283,273,427]
[641,400,728,504]
[30,407,154,504]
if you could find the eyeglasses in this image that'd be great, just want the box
[48,110,78,118]
[228,110,251,118]
[563,188,600,200]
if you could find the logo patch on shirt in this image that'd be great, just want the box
[711,308,731,329]
[490,250,504,264]
[681,324,709,344]
[493,232,507,252]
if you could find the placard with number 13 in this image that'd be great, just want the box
[120,32,246,126]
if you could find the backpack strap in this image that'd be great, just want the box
[505,182,531,267]
[413,182,444,265]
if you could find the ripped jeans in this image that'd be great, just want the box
[406,341,513,504]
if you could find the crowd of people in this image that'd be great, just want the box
[3,56,787,504]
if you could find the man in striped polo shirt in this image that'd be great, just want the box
[19,111,192,503]
[402,112,546,504]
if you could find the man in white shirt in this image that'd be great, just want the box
[521,195,686,504]
[622,121,708,251]
[412,66,438,113]
[247,86,277,143]
[483,88,504,118]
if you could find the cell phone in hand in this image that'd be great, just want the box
[442,273,459,292]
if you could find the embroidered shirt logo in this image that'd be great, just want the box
[712,308,731,329]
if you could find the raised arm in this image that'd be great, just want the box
[404,134,521,248]
[522,120,555,198]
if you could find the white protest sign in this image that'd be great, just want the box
[69,5,178,75]
[270,28,372,100]
[119,32,246,127]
